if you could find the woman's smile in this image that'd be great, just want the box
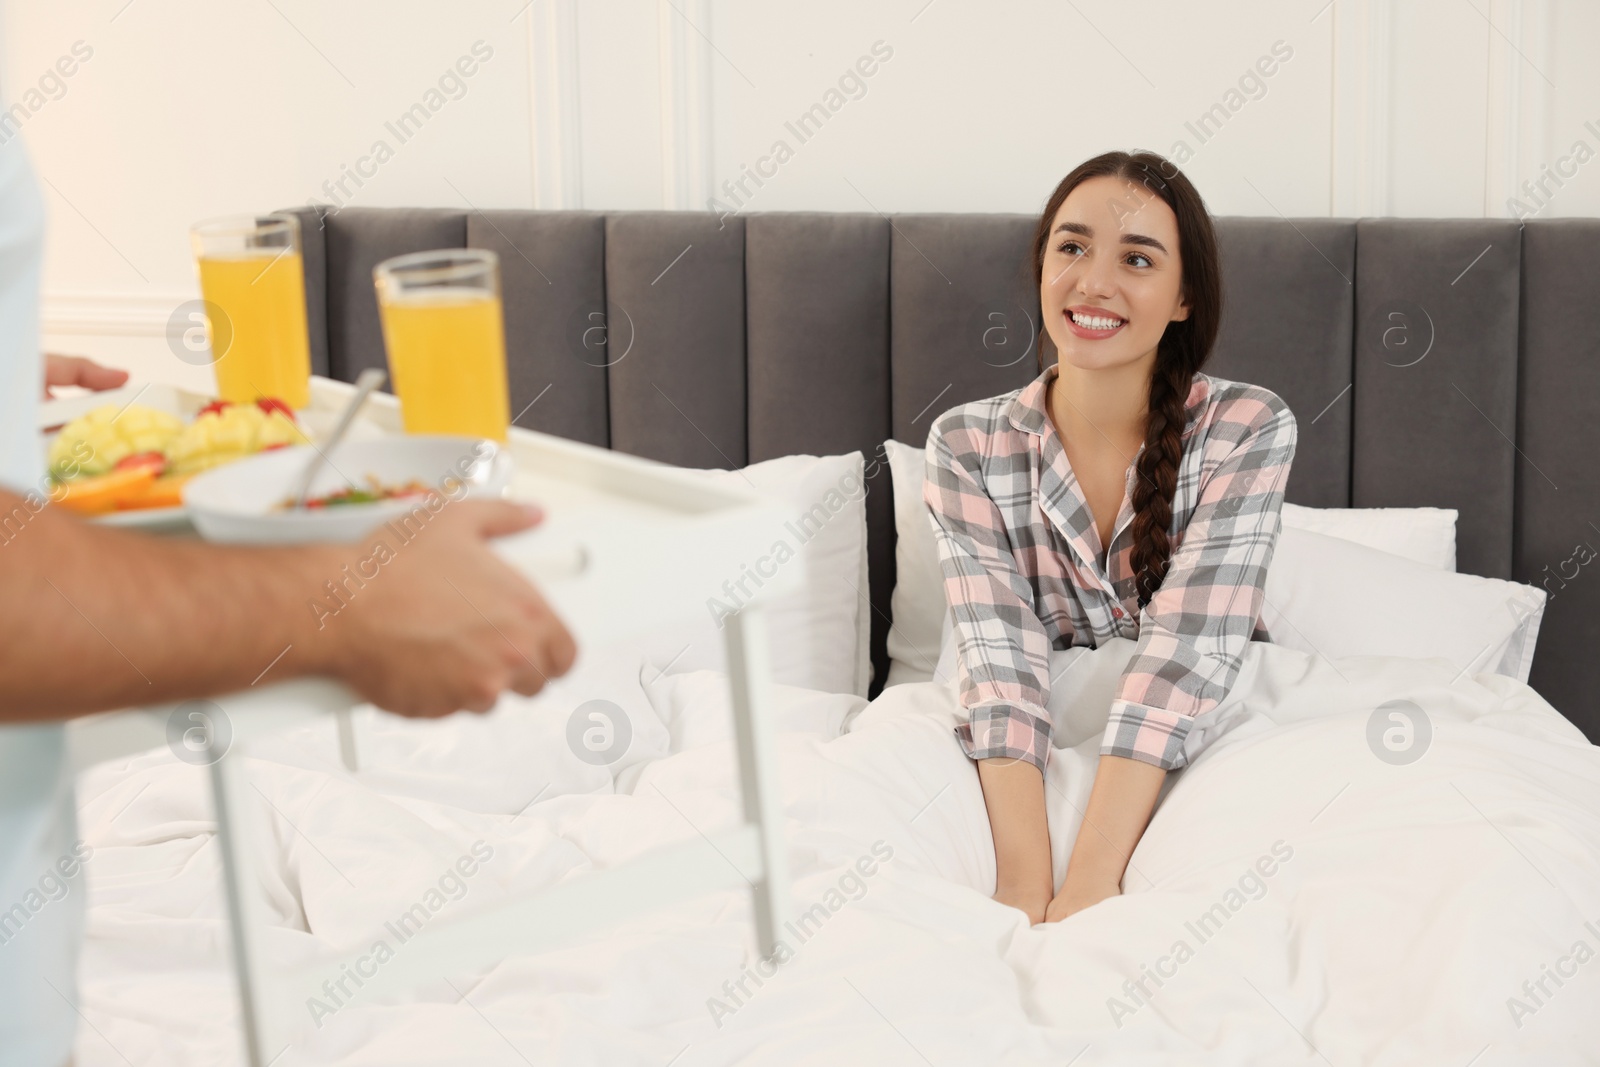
[1065,304,1129,339]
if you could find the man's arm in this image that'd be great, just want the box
[0,487,576,721]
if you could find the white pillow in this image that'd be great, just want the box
[932,611,959,688]
[883,439,950,688]
[885,438,1518,687]
[632,451,872,698]
[1262,524,1546,683]
[1280,501,1456,570]
[930,526,1546,692]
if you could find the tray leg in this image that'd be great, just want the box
[210,743,278,1067]
[335,707,359,773]
[722,604,791,960]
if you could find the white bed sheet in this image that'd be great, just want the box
[70,640,1600,1065]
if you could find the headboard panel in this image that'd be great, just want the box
[1353,219,1523,579]
[1517,219,1600,727]
[469,210,609,448]
[888,214,1041,448]
[1208,218,1355,510]
[746,212,890,466]
[280,205,1599,743]
[604,213,748,470]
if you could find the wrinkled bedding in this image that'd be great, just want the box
[70,639,1600,1065]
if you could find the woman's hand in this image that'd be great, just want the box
[976,758,1055,926]
[1044,873,1121,923]
[993,875,1053,926]
[1042,754,1166,923]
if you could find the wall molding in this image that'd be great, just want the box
[1483,0,1552,217]
[1330,0,1393,217]
[658,0,715,210]
[527,0,584,210]
[1331,0,1395,217]
[40,292,189,337]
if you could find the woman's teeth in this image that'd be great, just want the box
[1069,311,1125,330]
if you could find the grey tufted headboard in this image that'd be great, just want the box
[279,204,1600,744]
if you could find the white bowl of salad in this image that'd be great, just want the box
[183,435,513,545]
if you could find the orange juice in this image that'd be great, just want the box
[197,251,312,409]
[378,289,509,441]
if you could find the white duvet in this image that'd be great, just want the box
[71,638,1600,1065]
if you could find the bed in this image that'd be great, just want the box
[65,208,1600,1064]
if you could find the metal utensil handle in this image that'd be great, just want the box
[292,367,387,509]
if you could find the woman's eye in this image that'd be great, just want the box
[1054,242,1152,269]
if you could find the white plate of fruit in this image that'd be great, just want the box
[38,383,373,529]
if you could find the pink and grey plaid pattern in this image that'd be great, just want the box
[923,362,1298,774]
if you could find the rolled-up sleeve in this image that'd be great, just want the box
[1102,396,1298,771]
[924,415,1053,774]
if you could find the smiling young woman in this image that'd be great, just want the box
[923,150,1298,925]
[1039,163,1209,582]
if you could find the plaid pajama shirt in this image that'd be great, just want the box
[923,361,1298,774]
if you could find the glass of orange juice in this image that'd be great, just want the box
[189,214,312,409]
[372,249,509,442]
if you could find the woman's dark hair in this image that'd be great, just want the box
[1027,150,1222,609]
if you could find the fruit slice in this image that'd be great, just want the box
[114,451,167,475]
[115,472,196,511]
[255,397,296,422]
[55,467,158,516]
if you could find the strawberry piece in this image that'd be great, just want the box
[197,400,233,418]
[256,397,297,422]
[114,451,167,475]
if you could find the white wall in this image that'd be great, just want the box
[5,0,1596,393]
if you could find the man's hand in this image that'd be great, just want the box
[0,485,577,723]
[313,499,578,717]
[44,352,129,397]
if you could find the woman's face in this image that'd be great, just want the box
[1039,174,1189,374]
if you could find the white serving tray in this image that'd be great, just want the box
[67,374,802,749]
[308,374,801,646]
[64,374,800,1065]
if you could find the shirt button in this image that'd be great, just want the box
[1112,606,1124,619]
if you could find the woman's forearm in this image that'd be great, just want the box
[976,757,1053,896]
[1064,753,1167,887]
